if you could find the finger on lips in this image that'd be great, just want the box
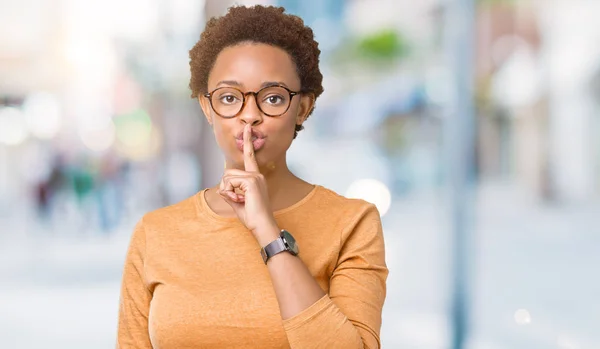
[243,124,259,173]
[218,124,260,204]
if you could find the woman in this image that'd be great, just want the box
[117,5,388,349]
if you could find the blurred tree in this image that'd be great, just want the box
[330,28,410,71]
[356,29,407,60]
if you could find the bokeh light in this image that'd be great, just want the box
[23,92,63,140]
[112,108,160,161]
[514,309,532,325]
[0,107,29,146]
[345,178,392,217]
[79,119,116,152]
[114,109,153,149]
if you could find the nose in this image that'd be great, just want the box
[238,93,263,126]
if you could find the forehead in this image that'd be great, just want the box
[208,43,300,90]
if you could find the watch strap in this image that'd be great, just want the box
[261,234,287,264]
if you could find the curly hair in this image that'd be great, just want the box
[189,5,324,138]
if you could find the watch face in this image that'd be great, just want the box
[281,230,299,255]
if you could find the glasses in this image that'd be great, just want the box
[203,85,299,118]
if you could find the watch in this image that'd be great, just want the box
[260,229,299,264]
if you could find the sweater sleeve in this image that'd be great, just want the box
[116,219,153,349]
[282,203,389,349]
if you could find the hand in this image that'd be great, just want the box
[218,124,279,241]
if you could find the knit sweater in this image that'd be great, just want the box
[117,184,388,348]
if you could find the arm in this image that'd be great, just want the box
[116,219,153,349]
[264,204,388,349]
[220,126,387,347]
[256,226,326,321]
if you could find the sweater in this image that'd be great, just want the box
[117,184,388,348]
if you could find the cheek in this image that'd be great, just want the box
[273,115,297,140]
[284,104,301,129]
[211,121,232,148]
[273,118,298,148]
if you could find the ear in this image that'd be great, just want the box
[295,93,315,126]
[198,94,214,126]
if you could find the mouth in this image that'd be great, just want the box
[235,128,265,140]
[234,129,266,152]
[235,138,266,151]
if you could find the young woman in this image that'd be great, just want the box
[117,5,388,348]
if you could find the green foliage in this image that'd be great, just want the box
[329,28,410,71]
[356,29,408,60]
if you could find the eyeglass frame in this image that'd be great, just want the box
[203,84,300,118]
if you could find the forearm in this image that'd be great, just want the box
[256,224,326,320]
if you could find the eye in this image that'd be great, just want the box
[219,94,240,105]
[264,95,284,105]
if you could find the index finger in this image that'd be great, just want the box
[243,124,259,172]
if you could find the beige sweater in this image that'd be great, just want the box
[117,184,388,348]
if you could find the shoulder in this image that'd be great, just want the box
[313,185,381,223]
[138,192,200,229]
[313,186,384,253]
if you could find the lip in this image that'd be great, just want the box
[235,138,266,151]
[234,128,266,152]
[235,128,265,140]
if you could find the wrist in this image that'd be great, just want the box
[253,221,280,247]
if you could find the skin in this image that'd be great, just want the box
[197,42,326,320]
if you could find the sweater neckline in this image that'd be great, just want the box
[196,184,321,223]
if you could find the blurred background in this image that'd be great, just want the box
[1,0,599,348]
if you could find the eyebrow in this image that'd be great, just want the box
[215,80,290,89]
[260,81,289,89]
[216,80,243,88]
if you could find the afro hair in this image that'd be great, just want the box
[189,5,324,138]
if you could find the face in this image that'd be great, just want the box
[198,42,314,171]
